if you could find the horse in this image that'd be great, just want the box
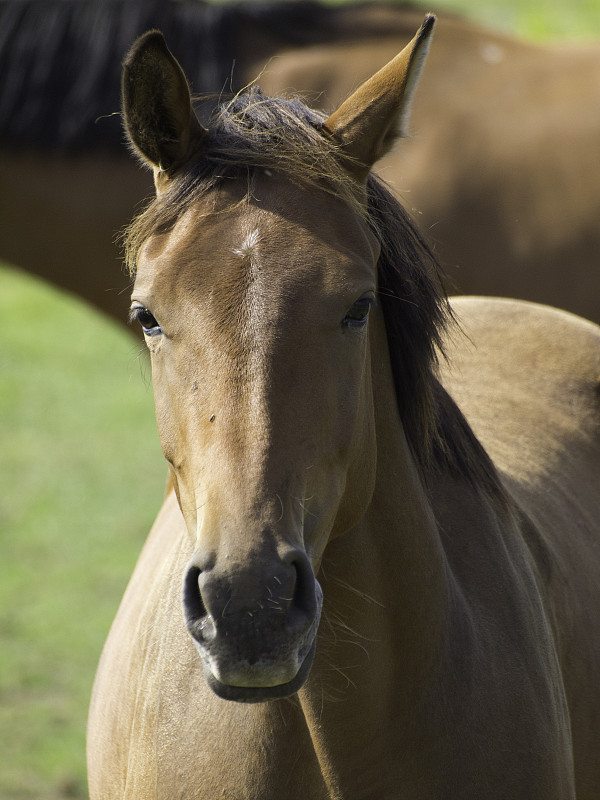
[87,17,600,798]
[2,1,600,326]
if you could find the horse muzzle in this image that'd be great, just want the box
[182,547,322,703]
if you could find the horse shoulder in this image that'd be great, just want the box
[87,492,190,796]
[439,296,600,795]
[87,491,327,799]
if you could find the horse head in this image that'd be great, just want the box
[121,17,435,702]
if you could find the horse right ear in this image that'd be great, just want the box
[323,15,435,183]
[121,30,206,193]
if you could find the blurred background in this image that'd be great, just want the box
[1,0,599,797]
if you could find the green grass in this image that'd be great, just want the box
[429,0,600,40]
[0,263,165,799]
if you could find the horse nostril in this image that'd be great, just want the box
[285,550,318,630]
[183,566,206,625]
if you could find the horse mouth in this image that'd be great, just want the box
[201,637,317,703]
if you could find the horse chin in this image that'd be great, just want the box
[202,638,317,703]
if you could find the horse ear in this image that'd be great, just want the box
[323,14,435,182]
[121,30,206,191]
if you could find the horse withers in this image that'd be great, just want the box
[87,17,600,799]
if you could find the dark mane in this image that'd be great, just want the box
[1,0,442,151]
[366,179,501,492]
[124,88,501,493]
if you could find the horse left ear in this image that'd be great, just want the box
[121,30,207,192]
[323,14,435,182]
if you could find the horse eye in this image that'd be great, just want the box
[343,296,374,328]
[130,306,162,336]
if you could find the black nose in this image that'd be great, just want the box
[183,547,317,646]
[182,543,323,700]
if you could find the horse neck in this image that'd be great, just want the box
[294,309,547,797]
[296,309,458,794]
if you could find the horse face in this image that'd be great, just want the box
[131,172,380,701]
[124,14,433,703]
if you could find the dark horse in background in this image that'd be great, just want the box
[2,0,364,322]
[2,0,599,324]
[3,0,435,322]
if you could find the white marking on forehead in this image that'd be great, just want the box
[479,42,505,65]
[233,228,261,259]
